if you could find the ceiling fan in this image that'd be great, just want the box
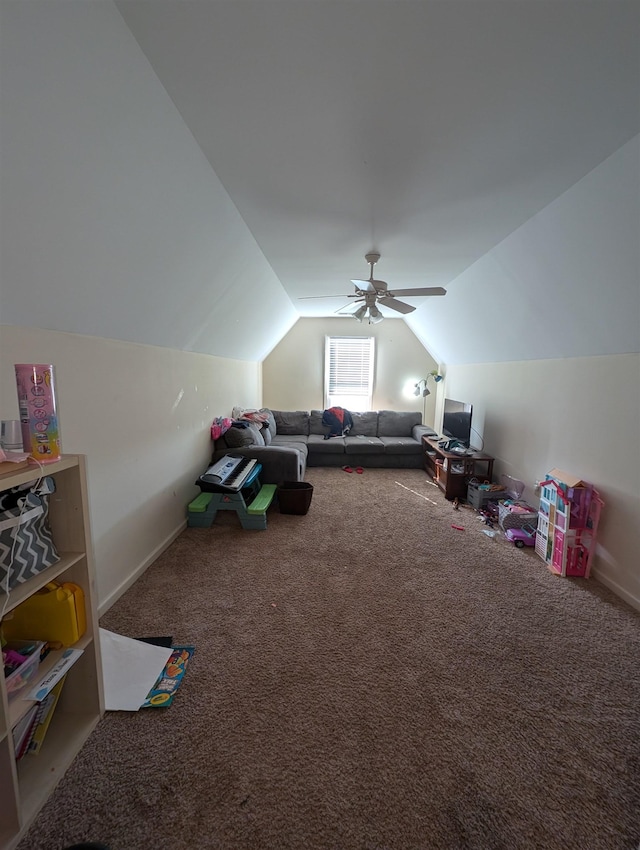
[299,252,446,323]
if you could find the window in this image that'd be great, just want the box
[324,336,375,411]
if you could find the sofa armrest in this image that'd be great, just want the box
[211,445,305,485]
[412,424,438,441]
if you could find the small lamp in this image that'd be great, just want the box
[413,379,430,397]
[413,371,443,423]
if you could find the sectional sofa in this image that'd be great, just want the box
[210,409,437,484]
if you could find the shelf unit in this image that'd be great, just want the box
[422,436,495,501]
[0,455,104,850]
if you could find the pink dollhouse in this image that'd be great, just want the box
[535,468,604,578]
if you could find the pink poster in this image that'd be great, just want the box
[15,364,62,463]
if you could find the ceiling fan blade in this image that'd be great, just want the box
[335,302,362,315]
[378,296,416,314]
[350,279,377,293]
[299,294,358,300]
[387,287,447,297]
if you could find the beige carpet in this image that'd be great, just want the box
[18,468,640,850]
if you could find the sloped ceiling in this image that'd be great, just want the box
[0,1,299,363]
[2,2,638,364]
[114,0,640,363]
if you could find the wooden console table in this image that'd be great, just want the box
[422,436,495,501]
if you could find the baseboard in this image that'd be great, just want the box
[593,568,640,613]
[98,520,187,616]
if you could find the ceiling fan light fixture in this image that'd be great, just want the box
[299,251,446,318]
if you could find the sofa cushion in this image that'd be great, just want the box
[224,427,253,448]
[272,433,308,446]
[248,423,266,445]
[271,440,308,459]
[344,435,385,455]
[224,424,265,448]
[260,408,277,439]
[349,411,378,437]
[309,410,325,436]
[377,410,422,437]
[307,434,346,454]
[261,424,272,446]
[274,410,310,436]
[379,436,423,455]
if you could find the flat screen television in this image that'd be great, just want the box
[442,398,473,448]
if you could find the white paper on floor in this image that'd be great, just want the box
[99,628,174,711]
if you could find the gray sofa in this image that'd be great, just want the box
[211,409,437,484]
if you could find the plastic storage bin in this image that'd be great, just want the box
[466,481,506,509]
[5,640,45,703]
[498,501,538,531]
[277,482,313,515]
[494,474,538,531]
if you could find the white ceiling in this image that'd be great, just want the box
[115,0,640,329]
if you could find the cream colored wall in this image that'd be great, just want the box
[0,326,259,611]
[440,354,640,610]
[262,317,440,423]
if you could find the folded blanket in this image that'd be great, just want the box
[238,410,270,425]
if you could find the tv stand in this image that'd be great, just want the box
[422,436,494,501]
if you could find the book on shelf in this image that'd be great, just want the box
[27,675,67,755]
[12,704,39,759]
[26,647,82,701]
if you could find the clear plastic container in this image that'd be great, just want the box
[4,640,45,703]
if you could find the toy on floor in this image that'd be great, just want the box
[505,524,537,548]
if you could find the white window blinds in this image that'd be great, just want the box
[324,336,375,411]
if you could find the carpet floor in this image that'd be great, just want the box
[17,467,640,850]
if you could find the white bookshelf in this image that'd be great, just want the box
[0,455,104,850]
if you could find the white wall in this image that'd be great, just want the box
[440,355,640,609]
[412,134,640,609]
[0,326,257,609]
[262,317,440,423]
[0,1,276,609]
[0,0,297,362]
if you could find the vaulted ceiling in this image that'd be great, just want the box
[114,0,639,362]
[2,2,638,365]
